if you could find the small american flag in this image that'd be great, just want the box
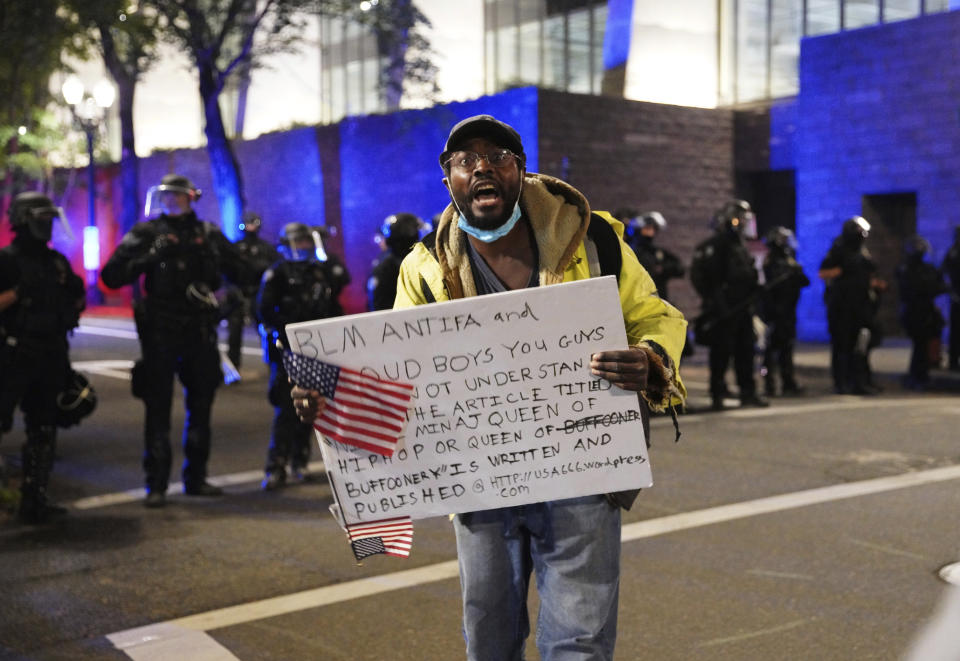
[346,516,414,560]
[283,351,414,456]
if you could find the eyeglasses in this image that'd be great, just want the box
[445,149,518,171]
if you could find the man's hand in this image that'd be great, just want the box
[590,348,649,392]
[291,384,325,423]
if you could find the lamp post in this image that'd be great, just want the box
[61,74,115,307]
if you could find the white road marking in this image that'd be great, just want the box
[650,396,959,429]
[107,622,240,661]
[106,462,960,659]
[72,359,135,380]
[620,464,960,542]
[70,462,328,510]
[697,618,815,648]
[77,324,140,340]
[76,324,261,355]
[848,538,928,562]
[745,569,814,581]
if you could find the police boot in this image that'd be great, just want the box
[18,428,64,524]
[764,375,777,398]
[781,379,805,396]
[182,428,222,497]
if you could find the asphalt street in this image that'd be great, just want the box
[1,314,959,660]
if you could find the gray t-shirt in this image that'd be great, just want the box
[464,219,540,295]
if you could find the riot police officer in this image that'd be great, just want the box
[257,223,342,489]
[314,225,351,317]
[367,213,427,311]
[623,211,685,302]
[101,174,248,507]
[896,235,948,389]
[691,200,768,410]
[224,211,278,376]
[942,226,960,370]
[760,227,810,396]
[0,192,86,523]
[819,216,887,394]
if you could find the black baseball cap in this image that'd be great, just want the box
[439,115,525,167]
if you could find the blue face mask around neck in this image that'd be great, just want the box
[457,195,523,243]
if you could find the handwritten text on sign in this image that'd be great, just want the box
[286,277,651,524]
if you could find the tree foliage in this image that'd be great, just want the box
[67,0,163,231]
[0,0,86,199]
[335,0,439,110]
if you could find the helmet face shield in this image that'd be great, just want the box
[765,227,797,252]
[842,216,871,243]
[11,198,72,243]
[375,213,430,249]
[279,224,327,262]
[144,182,200,218]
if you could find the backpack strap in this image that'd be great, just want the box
[584,212,622,283]
[416,230,439,303]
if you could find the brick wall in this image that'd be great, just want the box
[537,89,735,317]
[50,87,735,321]
[794,11,960,340]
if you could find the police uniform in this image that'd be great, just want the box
[0,192,85,523]
[257,223,347,488]
[628,234,685,302]
[760,228,810,396]
[896,237,947,389]
[101,175,247,505]
[942,228,960,370]
[820,217,882,394]
[367,213,424,311]
[691,201,766,409]
[225,216,278,370]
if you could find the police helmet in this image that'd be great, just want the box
[239,211,262,234]
[903,234,930,259]
[842,216,871,242]
[144,173,202,218]
[8,192,69,243]
[764,226,798,252]
[56,370,97,428]
[638,211,666,230]
[377,213,428,254]
[713,199,755,235]
[279,222,324,262]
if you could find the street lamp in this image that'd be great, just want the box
[61,74,115,306]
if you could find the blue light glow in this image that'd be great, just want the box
[83,226,100,271]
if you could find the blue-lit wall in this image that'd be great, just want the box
[791,11,960,341]
[337,87,540,311]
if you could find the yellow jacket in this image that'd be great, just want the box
[395,172,687,410]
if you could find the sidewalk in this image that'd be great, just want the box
[679,338,960,407]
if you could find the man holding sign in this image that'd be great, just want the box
[293,115,686,660]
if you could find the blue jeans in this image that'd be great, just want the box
[453,495,621,661]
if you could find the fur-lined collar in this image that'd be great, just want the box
[432,172,591,298]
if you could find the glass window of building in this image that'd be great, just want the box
[725,0,951,105]
[484,0,606,95]
[882,0,921,21]
[844,0,880,29]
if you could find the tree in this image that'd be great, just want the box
[147,0,439,240]
[0,0,85,204]
[345,0,439,111]
[69,0,162,233]
[148,0,316,240]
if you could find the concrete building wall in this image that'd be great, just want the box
[78,87,733,317]
[538,89,734,316]
[793,11,960,340]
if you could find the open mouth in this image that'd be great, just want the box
[472,181,501,207]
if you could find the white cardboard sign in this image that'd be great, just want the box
[285,276,651,524]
